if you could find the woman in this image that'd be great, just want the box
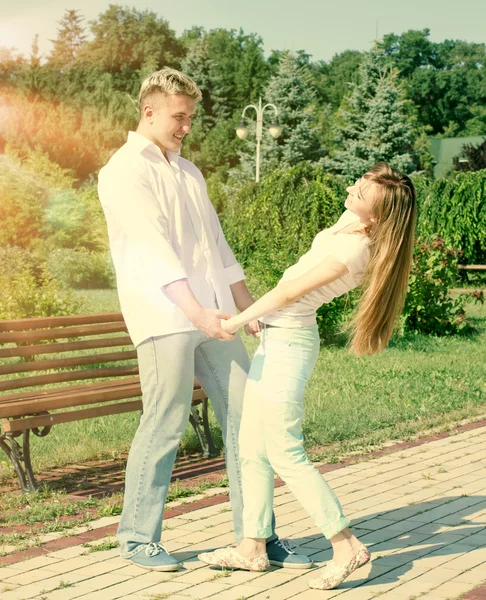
[199,163,417,590]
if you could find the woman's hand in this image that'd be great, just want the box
[244,320,261,338]
[220,317,239,335]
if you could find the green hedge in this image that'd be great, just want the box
[223,163,481,341]
[46,248,116,289]
[224,163,354,341]
[0,247,82,320]
[415,169,486,264]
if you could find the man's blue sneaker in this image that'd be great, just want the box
[266,538,314,569]
[123,542,181,571]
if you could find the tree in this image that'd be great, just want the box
[380,30,486,136]
[0,46,26,85]
[18,35,43,96]
[324,48,419,179]
[76,6,183,73]
[380,29,437,77]
[180,27,270,176]
[232,52,321,184]
[453,138,486,172]
[311,50,363,109]
[49,9,87,66]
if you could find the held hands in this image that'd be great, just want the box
[221,318,261,338]
[192,309,235,342]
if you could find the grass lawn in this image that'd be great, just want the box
[0,288,485,479]
[0,290,486,477]
[0,287,484,552]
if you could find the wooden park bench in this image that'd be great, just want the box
[0,313,218,494]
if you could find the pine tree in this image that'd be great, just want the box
[324,48,419,179]
[232,52,321,184]
[49,10,87,66]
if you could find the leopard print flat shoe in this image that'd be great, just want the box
[198,547,270,572]
[308,544,371,590]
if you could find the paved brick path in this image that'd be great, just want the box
[1,425,486,600]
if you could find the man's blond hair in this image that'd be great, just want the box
[138,67,202,113]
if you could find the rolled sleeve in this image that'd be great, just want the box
[224,262,246,285]
[98,167,187,289]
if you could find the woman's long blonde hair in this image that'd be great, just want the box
[349,162,417,356]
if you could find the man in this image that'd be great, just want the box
[98,67,312,571]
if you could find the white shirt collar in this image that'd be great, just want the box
[127,131,180,167]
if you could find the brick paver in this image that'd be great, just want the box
[2,426,486,599]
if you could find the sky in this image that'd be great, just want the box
[1,0,485,62]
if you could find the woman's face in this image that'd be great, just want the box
[344,176,380,224]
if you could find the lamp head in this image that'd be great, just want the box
[268,122,282,139]
[236,120,249,140]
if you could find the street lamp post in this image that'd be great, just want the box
[236,97,282,183]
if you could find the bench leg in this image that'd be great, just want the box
[0,430,37,494]
[189,399,219,458]
[201,398,219,457]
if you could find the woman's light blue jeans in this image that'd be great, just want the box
[240,325,350,540]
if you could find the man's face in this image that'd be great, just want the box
[144,93,196,155]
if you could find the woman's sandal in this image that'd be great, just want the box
[308,544,371,590]
[198,547,270,572]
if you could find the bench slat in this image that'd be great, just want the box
[2,400,144,432]
[0,382,143,418]
[0,365,140,393]
[0,350,138,376]
[0,322,128,344]
[0,376,201,404]
[0,313,125,332]
[0,384,207,420]
[458,264,486,271]
[0,377,141,404]
[0,336,133,359]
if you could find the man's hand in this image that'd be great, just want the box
[244,320,261,338]
[192,309,235,342]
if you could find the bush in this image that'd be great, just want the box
[46,248,116,289]
[226,164,481,343]
[225,163,353,341]
[401,238,476,336]
[0,247,82,319]
[0,149,110,255]
[416,169,486,264]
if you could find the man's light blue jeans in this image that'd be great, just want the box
[117,330,276,557]
[240,325,350,540]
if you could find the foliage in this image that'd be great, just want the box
[1,88,128,180]
[379,29,486,136]
[181,27,270,176]
[402,238,478,336]
[453,138,486,172]
[225,164,483,343]
[224,163,350,340]
[2,13,486,182]
[0,149,109,254]
[46,248,115,289]
[74,6,183,73]
[0,247,82,319]
[49,9,87,66]
[0,152,50,250]
[310,50,363,110]
[417,169,486,264]
[324,48,420,178]
[232,52,321,184]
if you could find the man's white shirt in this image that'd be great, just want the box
[98,131,245,347]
